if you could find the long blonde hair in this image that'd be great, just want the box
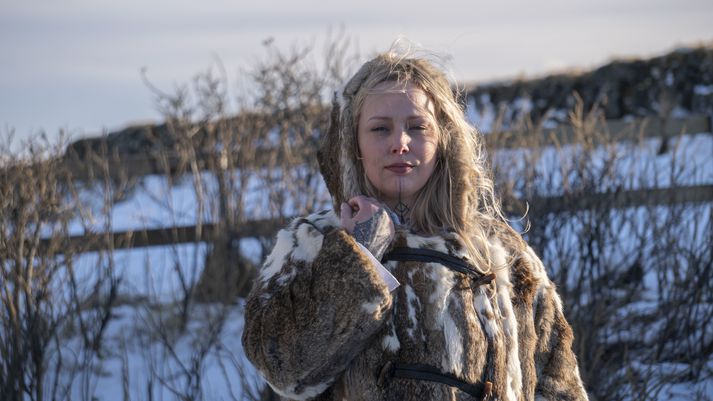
[339,51,522,272]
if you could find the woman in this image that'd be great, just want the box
[242,51,588,401]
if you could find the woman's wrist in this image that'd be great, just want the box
[352,207,394,260]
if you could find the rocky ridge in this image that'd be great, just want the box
[465,44,713,132]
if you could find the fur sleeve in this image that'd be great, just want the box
[241,215,393,401]
[522,247,589,400]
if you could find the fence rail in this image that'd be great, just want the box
[483,113,712,148]
[38,217,288,254]
[39,184,712,251]
[523,184,713,215]
[7,113,712,252]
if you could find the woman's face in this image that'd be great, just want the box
[357,81,438,208]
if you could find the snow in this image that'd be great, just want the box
[466,93,497,133]
[28,157,339,400]
[665,71,675,87]
[492,132,712,199]
[694,84,713,96]
[26,122,712,400]
[47,302,265,401]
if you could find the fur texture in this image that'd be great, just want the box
[242,211,588,400]
[243,56,587,400]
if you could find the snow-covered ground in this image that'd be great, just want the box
[32,126,713,400]
[47,301,263,401]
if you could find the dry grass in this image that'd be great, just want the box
[1,37,710,400]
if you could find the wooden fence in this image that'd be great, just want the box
[38,113,713,251]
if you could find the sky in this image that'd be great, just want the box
[1,0,713,146]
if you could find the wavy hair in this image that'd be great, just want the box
[338,50,523,272]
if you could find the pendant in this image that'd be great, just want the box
[394,201,409,222]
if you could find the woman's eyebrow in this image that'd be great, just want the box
[407,115,435,122]
[366,116,390,122]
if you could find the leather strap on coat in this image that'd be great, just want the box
[377,362,493,400]
[382,247,496,287]
[378,247,496,400]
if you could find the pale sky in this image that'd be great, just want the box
[2,0,712,144]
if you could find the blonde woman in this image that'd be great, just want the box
[242,51,588,401]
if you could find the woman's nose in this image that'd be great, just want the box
[390,131,409,154]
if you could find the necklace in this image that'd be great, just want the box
[395,181,410,223]
[394,201,409,222]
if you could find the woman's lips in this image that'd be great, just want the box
[385,163,414,174]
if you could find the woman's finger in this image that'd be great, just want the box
[340,202,357,232]
[350,198,379,221]
[340,202,354,218]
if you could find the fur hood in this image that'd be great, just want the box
[317,56,381,212]
[316,94,352,212]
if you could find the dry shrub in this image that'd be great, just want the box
[489,96,712,400]
[108,34,357,401]
[1,33,356,401]
[1,133,125,401]
[5,36,709,401]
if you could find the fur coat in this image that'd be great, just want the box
[241,209,588,400]
[242,82,588,400]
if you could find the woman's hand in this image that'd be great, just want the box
[340,196,395,259]
[339,196,383,232]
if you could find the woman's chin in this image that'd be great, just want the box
[375,187,418,206]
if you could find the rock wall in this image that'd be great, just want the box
[465,45,713,131]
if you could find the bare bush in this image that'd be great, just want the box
[489,96,712,400]
[3,36,709,401]
[0,133,125,401]
[112,34,356,401]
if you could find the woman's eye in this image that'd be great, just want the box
[408,123,430,132]
[370,126,389,133]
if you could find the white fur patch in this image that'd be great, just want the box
[404,285,421,338]
[260,228,294,283]
[291,223,324,263]
[490,241,509,281]
[406,235,448,253]
[441,297,464,376]
[382,331,400,352]
[268,381,331,401]
[473,291,499,338]
[490,241,523,400]
[428,265,455,306]
[307,209,339,225]
[384,260,398,272]
[261,211,339,286]
[381,324,401,352]
[423,264,464,376]
[361,296,384,314]
[306,209,339,231]
[525,246,550,291]
[426,265,455,325]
